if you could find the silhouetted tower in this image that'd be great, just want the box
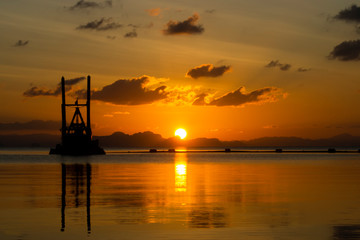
[50,75,104,155]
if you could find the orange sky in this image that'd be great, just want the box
[1,0,360,140]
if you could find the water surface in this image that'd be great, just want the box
[0,151,360,239]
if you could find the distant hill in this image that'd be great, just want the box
[0,132,359,148]
[95,132,360,148]
[95,131,164,147]
[244,134,360,147]
[0,134,60,148]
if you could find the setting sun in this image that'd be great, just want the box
[175,128,187,139]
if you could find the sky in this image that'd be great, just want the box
[1,0,360,141]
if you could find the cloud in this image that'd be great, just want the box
[205,9,216,14]
[75,76,169,105]
[265,60,292,71]
[146,8,161,16]
[24,86,61,97]
[192,93,208,105]
[160,85,209,106]
[124,30,137,38]
[329,40,360,61]
[114,111,130,115]
[186,64,231,79]
[104,111,131,117]
[193,87,285,107]
[297,67,311,72]
[279,64,291,71]
[0,120,61,132]
[65,77,86,86]
[163,13,204,35]
[69,0,112,10]
[334,5,360,23]
[14,40,29,47]
[127,23,154,29]
[23,77,86,97]
[147,22,154,28]
[263,125,279,129]
[76,18,122,31]
[265,60,280,68]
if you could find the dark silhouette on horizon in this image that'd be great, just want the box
[61,163,92,234]
[2,131,360,149]
[50,76,105,155]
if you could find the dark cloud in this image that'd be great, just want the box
[127,23,153,29]
[297,67,311,72]
[163,14,204,35]
[334,5,360,23]
[279,64,291,71]
[329,40,360,61]
[124,30,137,38]
[76,18,122,31]
[65,77,86,86]
[14,40,29,47]
[266,60,280,68]
[24,86,61,97]
[265,60,292,71]
[0,120,60,132]
[128,23,140,28]
[23,77,86,97]
[209,87,280,106]
[69,0,112,10]
[186,64,231,79]
[75,76,168,105]
[193,87,284,107]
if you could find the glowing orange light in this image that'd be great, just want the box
[175,153,187,192]
[175,128,187,139]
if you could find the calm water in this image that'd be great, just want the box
[0,150,360,240]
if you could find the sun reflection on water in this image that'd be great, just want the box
[175,153,187,192]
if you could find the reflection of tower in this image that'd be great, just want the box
[175,153,188,192]
[333,225,360,240]
[60,163,92,234]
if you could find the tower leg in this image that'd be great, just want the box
[86,76,91,138]
[61,77,66,144]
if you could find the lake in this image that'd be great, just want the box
[0,150,360,240]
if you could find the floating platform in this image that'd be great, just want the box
[50,140,105,155]
[50,76,105,156]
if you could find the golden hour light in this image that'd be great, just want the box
[176,164,186,175]
[175,153,188,192]
[175,128,187,139]
[3,0,360,239]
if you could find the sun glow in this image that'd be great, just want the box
[175,153,187,192]
[175,128,187,139]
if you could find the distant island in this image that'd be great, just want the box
[0,132,359,148]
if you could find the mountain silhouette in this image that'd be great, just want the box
[96,131,163,147]
[0,132,359,148]
[0,134,60,148]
